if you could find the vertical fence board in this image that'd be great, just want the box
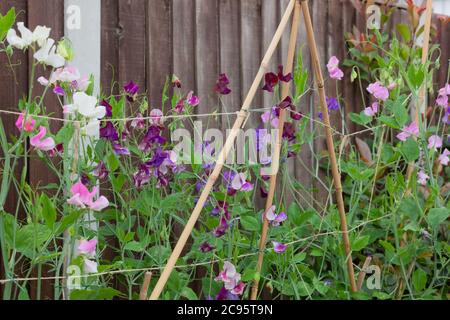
[147,0,172,111]
[195,0,220,129]
[101,0,119,95]
[118,0,146,104]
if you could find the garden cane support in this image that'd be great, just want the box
[149,0,297,300]
[301,0,357,292]
[250,0,301,301]
[140,272,153,300]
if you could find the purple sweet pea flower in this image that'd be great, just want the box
[53,85,65,96]
[92,161,108,179]
[265,206,287,227]
[112,143,130,155]
[124,81,139,102]
[100,100,113,118]
[215,73,232,95]
[213,216,229,238]
[133,164,152,188]
[139,126,166,152]
[273,241,288,253]
[199,241,215,253]
[326,97,340,111]
[100,122,119,142]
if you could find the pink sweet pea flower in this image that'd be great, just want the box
[83,259,98,274]
[363,102,379,117]
[438,149,450,166]
[37,76,49,86]
[15,113,36,132]
[30,126,56,151]
[367,82,389,101]
[186,91,200,107]
[273,241,288,253]
[417,170,429,186]
[427,135,443,151]
[215,261,245,296]
[396,122,419,141]
[327,56,344,80]
[77,238,97,257]
[436,84,449,108]
[67,180,109,211]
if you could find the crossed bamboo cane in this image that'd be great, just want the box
[149,0,357,300]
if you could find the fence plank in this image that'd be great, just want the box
[101,0,120,95]
[147,0,172,111]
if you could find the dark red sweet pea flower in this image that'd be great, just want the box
[278,96,293,109]
[290,105,303,120]
[277,65,292,83]
[199,241,215,253]
[262,72,279,92]
[215,73,232,95]
[92,161,108,180]
[172,75,182,88]
[213,216,229,238]
[282,122,296,142]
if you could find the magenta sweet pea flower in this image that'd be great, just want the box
[396,122,419,141]
[186,91,200,107]
[112,143,130,155]
[273,241,288,253]
[67,180,109,211]
[124,80,139,102]
[15,112,36,132]
[30,126,56,151]
[53,85,65,96]
[215,261,246,296]
[417,170,429,186]
[367,82,389,101]
[427,135,443,151]
[215,73,232,95]
[92,161,108,179]
[77,238,97,257]
[327,56,344,80]
[438,149,450,166]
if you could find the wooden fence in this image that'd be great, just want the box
[0,0,448,299]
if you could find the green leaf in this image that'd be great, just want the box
[412,268,427,292]
[393,102,409,127]
[56,210,82,234]
[349,112,372,126]
[123,241,145,252]
[0,8,16,42]
[400,139,420,162]
[396,23,411,43]
[70,288,122,300]
[40,193,56,229]
[379,115,400,129]
[352,235,370,251]
[293,252,307,263]
[181,287,198,300]
[426,208,449,231]
[106,152,120,172]
[240,215,260,232]
[242,268,257,281]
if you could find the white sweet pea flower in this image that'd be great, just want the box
[34,38,65,68]
[7,22,33,49]
[68,92,106,119]
[82,120,101,138]
[32,25,51,47]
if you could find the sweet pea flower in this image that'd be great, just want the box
[33,38,65,68]
[273,241,288,253]
[50,66,81,83]
[37,76,49,86]
[7,22,33,49]
[364,102,379,117]
[417,170,429,186]
[92,161,108,179]
[67,180,109,211]
[199,241,215,253]
[231,172,253,192]
[215,73,232,95]
[396,122,419,141]
[187,91,200,107]
[265,206,287,227]
[213,216,229,238]
[327,56,344,80]
[15,113,36,132]
[215,261,246,296]
[428,135,442,151]
[436,84,449,108]
[66,92,106,119]
[367,82,389,101]
[124,81,139,102]
[83,259,98,274]
[30,126,56,151]
[149,109,164,126]
[438,149,450,166]
[77,238,97,257]
[53,85,65,96]
[262,65,292,92]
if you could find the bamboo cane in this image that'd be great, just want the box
[148,0,297,300]
[139,272,153,300]
[300,0,357,292]
[357,256,373,290]
[250,0,301,301]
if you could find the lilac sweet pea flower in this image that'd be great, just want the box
[30,126,56,151]
[149,108,164,126]
[215,73,232,95]
[77,238,97,257]
[265,206,287,227]
[100,122,119,142]
[215,261,246,296]
[367,82,389,101]
[131,113,145,129]
[139,126,166,152]
[53,85,65,96]
[436,84,449,108]
[327,56,344,80]
[417,170,429,186]
[273,241,288,253]
[92,161,108,179]
[112,143,130,155]
[83,259,98,274]
[231,172,254,192]
[396,122,419,141]
[427,135,442,151]
[438,149,450,166]
[364,102,379,117]
[133,164,152,188]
